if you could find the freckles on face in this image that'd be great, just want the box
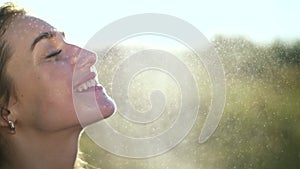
[4,15,116,131]
[4,16,81,131]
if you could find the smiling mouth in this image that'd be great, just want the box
[75,78,98,92]
[74,69,104,93]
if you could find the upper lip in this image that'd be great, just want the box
[73,71,97,90]
[76,51,97,69]
[72,51,98,91]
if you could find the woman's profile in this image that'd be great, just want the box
[0,2,115,169]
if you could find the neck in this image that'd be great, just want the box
[7,127,82,169]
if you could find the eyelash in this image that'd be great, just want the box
[46,49,62,59]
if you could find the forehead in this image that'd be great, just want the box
[5,16,55,52]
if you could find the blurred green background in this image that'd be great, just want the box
[79,36,300,169]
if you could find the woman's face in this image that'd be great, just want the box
[4,16,115,132]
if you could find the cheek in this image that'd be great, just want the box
[36,67,72,103]
[33,79,79,130]
[33,66,79,130]
[42,64,73,94]
[41,67,74,107]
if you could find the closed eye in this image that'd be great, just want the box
[46,49,62,58]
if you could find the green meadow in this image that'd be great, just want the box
[79,36,300,169]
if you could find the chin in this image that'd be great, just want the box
[97,95,116,119]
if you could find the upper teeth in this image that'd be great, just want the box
[76,79,97,92]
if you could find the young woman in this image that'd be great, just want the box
[0,3,115,169]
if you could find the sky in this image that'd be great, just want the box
[3,0,300,47]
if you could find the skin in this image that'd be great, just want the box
[0,15,115,168]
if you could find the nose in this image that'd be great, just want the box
[68,44,97,69]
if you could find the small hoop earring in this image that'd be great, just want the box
[8,120,15,134]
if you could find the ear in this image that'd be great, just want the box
[0,107,14,127]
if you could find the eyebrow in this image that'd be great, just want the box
[30,31,65,51]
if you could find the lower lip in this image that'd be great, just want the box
[95,85,107,99]
[95,85,104,92]
[73,85,113,119]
